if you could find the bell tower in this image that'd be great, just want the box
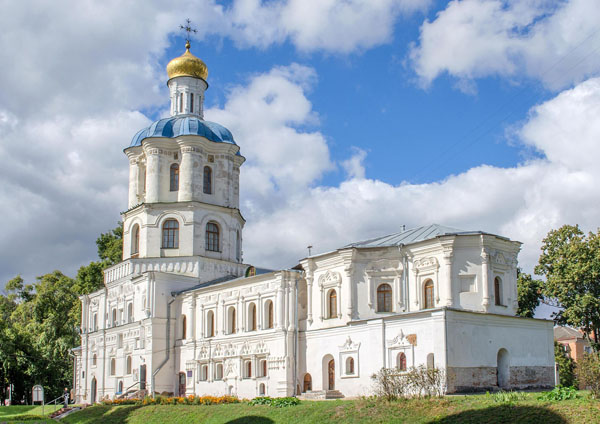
[121,35,245,270]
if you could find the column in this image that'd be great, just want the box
[344,266,354,320]
[178,147,194,201]
[288,279,295,331]
[190,297,196,340]
[413,269,420,308]
[444,252,454,307]
[199,304,205,339]
[220,299,226,335]
[306,275,313,324]
[481,249,491,310]
[127,157,139,208]
[144,147,160,203]
[257,294,263,330]
[276,287,285,330]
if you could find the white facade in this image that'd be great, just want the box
[73,46,555,403]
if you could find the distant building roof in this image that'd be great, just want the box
[554,326,585,341]
[344,224,509,249]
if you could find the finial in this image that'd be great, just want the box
[179,18,198,49]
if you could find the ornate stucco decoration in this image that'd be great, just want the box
[339,336,361,353]
[364,259,403,308]
[318,270,343,320]
[413,257,439,272]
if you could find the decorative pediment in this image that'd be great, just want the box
[493,252,506,265]
[318,270,342,288]
[255,340,268,354]
[413,257,439,271]
[365,259,402,275]
[224,359,236,377]
[197,343,209,360]
[339,336,361,352]
[387,330,416,347]
[213,344,224,357]
[239,341,251,356]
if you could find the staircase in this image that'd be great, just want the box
[298,390,345,400]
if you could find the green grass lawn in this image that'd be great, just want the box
[0,404,62,422]
[53,393,600,424]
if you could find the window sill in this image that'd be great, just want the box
[341,373,359,379]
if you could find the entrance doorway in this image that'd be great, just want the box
[178,372,186,396]
[303,373,312,392]
[328,359,335,390]
[91,378,97,403]
[140,365,147,390]
[497,348,510,389]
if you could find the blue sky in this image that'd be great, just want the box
[1,0,600,320]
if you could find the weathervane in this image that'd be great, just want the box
[180,18,198,48]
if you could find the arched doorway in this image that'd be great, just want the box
[303,373,312,392]
[178,372,186,396]
[140,365,147,390]
[328,360,335,390]
[90,377,97,403]
[322,354,335,390]
[497,348,510,389]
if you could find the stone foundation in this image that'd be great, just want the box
[447,366,555,393]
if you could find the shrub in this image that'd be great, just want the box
[486,390,526,404]
[538,385,579,401]
[554,341,577,387]
[249,396,300,407]
[576,352,600,398]
[371,366,446,400]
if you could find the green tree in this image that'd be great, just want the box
[554,341,576,387]
[516,269,543,318]
[74,222,123,297]
[535,225,600,351]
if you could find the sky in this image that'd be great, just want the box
[1,0,600,316]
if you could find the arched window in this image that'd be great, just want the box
[201,365,208,381]
[427,353,435,369]
[260,359,267,377]
[126,356,132,374]
[181,315,187,340]
[215,363,223,380]
[206,222,219,252]
[248,303,257,331]
[397,352,407,371]
[228,306,236,334]
[92,314,97,331]
[346,357,355,375]
[112,308,117,326]
[118,380,123,394]
[236,230,241,262]
[127,303,133,323]
[494,277,502,306]
[265,300,274,329]
[259,383,265,395]
[131,224,140,256]
[424,280,434,309]
[190,93,194,113]
[92,354,97,366]
[203,166,212,194]
[110,358,116,376]
[179,92,183,112]
[245,361,252,378]
[377,283,392,312]
[170,163,179,192]
[328,289,337,319]
[206,310,215,337]
[162,219,179,249]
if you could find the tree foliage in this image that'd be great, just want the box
[516,269,543,318]
[535,224,600,351]
[0,223,123,404]
[554,341,576,387]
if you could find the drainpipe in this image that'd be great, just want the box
[152,294,176,398]
[293,273,299,396]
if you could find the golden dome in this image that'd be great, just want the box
[166,41,208,81]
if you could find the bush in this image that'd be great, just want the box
[486,390,526,404]
[538,385,579,401]
[249,396,300,407]
[576,352,600,398]
[371,366,446,400]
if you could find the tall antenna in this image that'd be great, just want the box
[307,245,313,256]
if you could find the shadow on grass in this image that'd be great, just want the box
[428,405,567,424]
[61,404,142,424]
[225,417,275,424]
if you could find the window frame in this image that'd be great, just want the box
[205,222,220,252]
[170,163,179,192]
[162,219,179,249]
[203,166,212,194]
[423,280,435,309]
[376,283,393,313]
[328,289,337,319]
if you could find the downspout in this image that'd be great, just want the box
[102,287,108,399]
[152,294,176,398]
[443,308,449,393]
[294,274,299,396]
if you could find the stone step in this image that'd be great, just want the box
[298,390,345,400]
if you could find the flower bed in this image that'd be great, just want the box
[101,395,240,406]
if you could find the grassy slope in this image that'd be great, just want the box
[57,394,600,424]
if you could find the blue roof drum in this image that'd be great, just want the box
[129,116,237,148]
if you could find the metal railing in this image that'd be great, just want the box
[43,395,68,416]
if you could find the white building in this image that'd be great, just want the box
[73,42,554,403]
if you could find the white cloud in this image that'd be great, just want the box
[410,0,600,90]
[222,0,432,52]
